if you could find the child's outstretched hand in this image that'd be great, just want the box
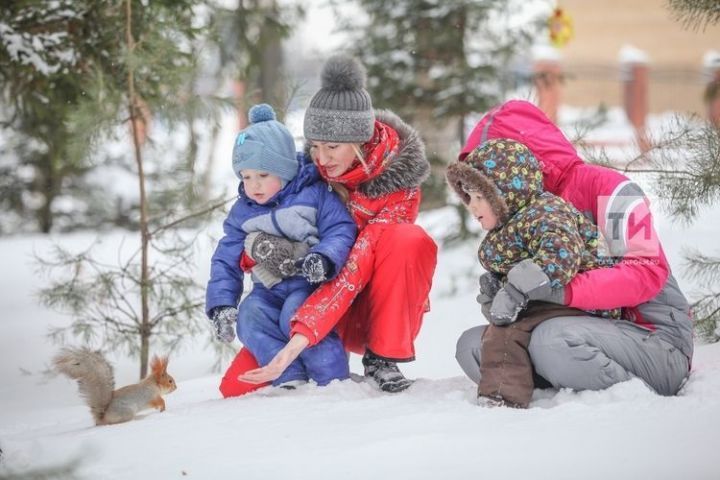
[239,334,310,384]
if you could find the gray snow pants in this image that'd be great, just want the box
[456,316,690,396]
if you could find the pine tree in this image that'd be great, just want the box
[209,0,302,118]
[35,0,230,378]
[332,0,542,239]
[654,121,720,342]
[33,0,306,377]
[662,0,720,341]
[584,117,720,342]
[0,1,121,233]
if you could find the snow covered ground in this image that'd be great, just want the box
[2,107,720,479]
[2,210,720,479]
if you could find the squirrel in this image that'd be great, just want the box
[53,347,177,426]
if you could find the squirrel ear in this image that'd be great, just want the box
[150,355,169,375]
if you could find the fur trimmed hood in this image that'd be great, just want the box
[304,109,429,198]
[363,110,428,197]
[446,139,545,225]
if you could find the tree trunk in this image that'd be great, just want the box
[259,1,284,107]
[413,104,458,210]
[37,158,56,233]
[126,0,151,379]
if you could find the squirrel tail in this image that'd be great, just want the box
[53,347,115,425]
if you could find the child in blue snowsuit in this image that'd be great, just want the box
[206,104,356,387]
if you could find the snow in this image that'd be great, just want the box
[532,44,562,62]
[2,43,720,479]
[618,44,650,65]
[0,20,77,76]
[2,196,720,478]
[704,49,720,82]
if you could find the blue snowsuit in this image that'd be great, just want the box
[206,154,357,386]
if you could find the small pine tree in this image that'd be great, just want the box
[654,121,720,342]
[583,116,720,343]
[36,0,234,378]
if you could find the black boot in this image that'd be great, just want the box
[362,351,414,393]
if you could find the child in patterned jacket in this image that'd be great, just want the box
[206,104,356,389]
[446,138,621,407]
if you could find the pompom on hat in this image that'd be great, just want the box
[303,54,375,143]
[232,104,298,182]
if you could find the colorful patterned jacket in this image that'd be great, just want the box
[447,138,621,319]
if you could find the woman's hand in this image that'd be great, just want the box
[238,334,310,384]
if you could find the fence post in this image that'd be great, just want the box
[532,45,563,123]
[619,45,650,153]
[704,51,720,128]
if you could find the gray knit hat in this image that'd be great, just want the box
[304,55,375,143]
[232,104,298,182]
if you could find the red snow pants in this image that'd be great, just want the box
[336,223,437,361]
[219,347,269,398]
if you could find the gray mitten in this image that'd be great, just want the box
[488,259,564,325]
[245,233,310,287]
[251,265,283,289]
[476,271,502,305]
[506,258,566,304]
[488,284,527,326]
[477,271,502,322]
[210,306,237,343]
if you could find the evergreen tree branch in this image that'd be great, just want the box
[150,301,205,328]
[667,0,720,30]
[149,195,234,237]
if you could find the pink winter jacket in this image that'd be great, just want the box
[461,100,693,359]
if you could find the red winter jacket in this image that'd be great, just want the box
[290,110,431,346]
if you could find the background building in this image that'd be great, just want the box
[559,0,720,115]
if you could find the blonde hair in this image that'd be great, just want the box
[312,142,367,204]
[350,143,368,171]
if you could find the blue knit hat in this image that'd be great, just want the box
[232,104,298,182]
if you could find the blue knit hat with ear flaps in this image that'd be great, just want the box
[232,104,298,182]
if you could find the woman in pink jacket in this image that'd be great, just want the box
[455,100,692,397]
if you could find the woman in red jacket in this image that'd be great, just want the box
[236,55,438,393]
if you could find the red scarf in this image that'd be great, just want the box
[316,120,400,191]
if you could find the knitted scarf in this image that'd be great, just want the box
[316,120,400,191]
